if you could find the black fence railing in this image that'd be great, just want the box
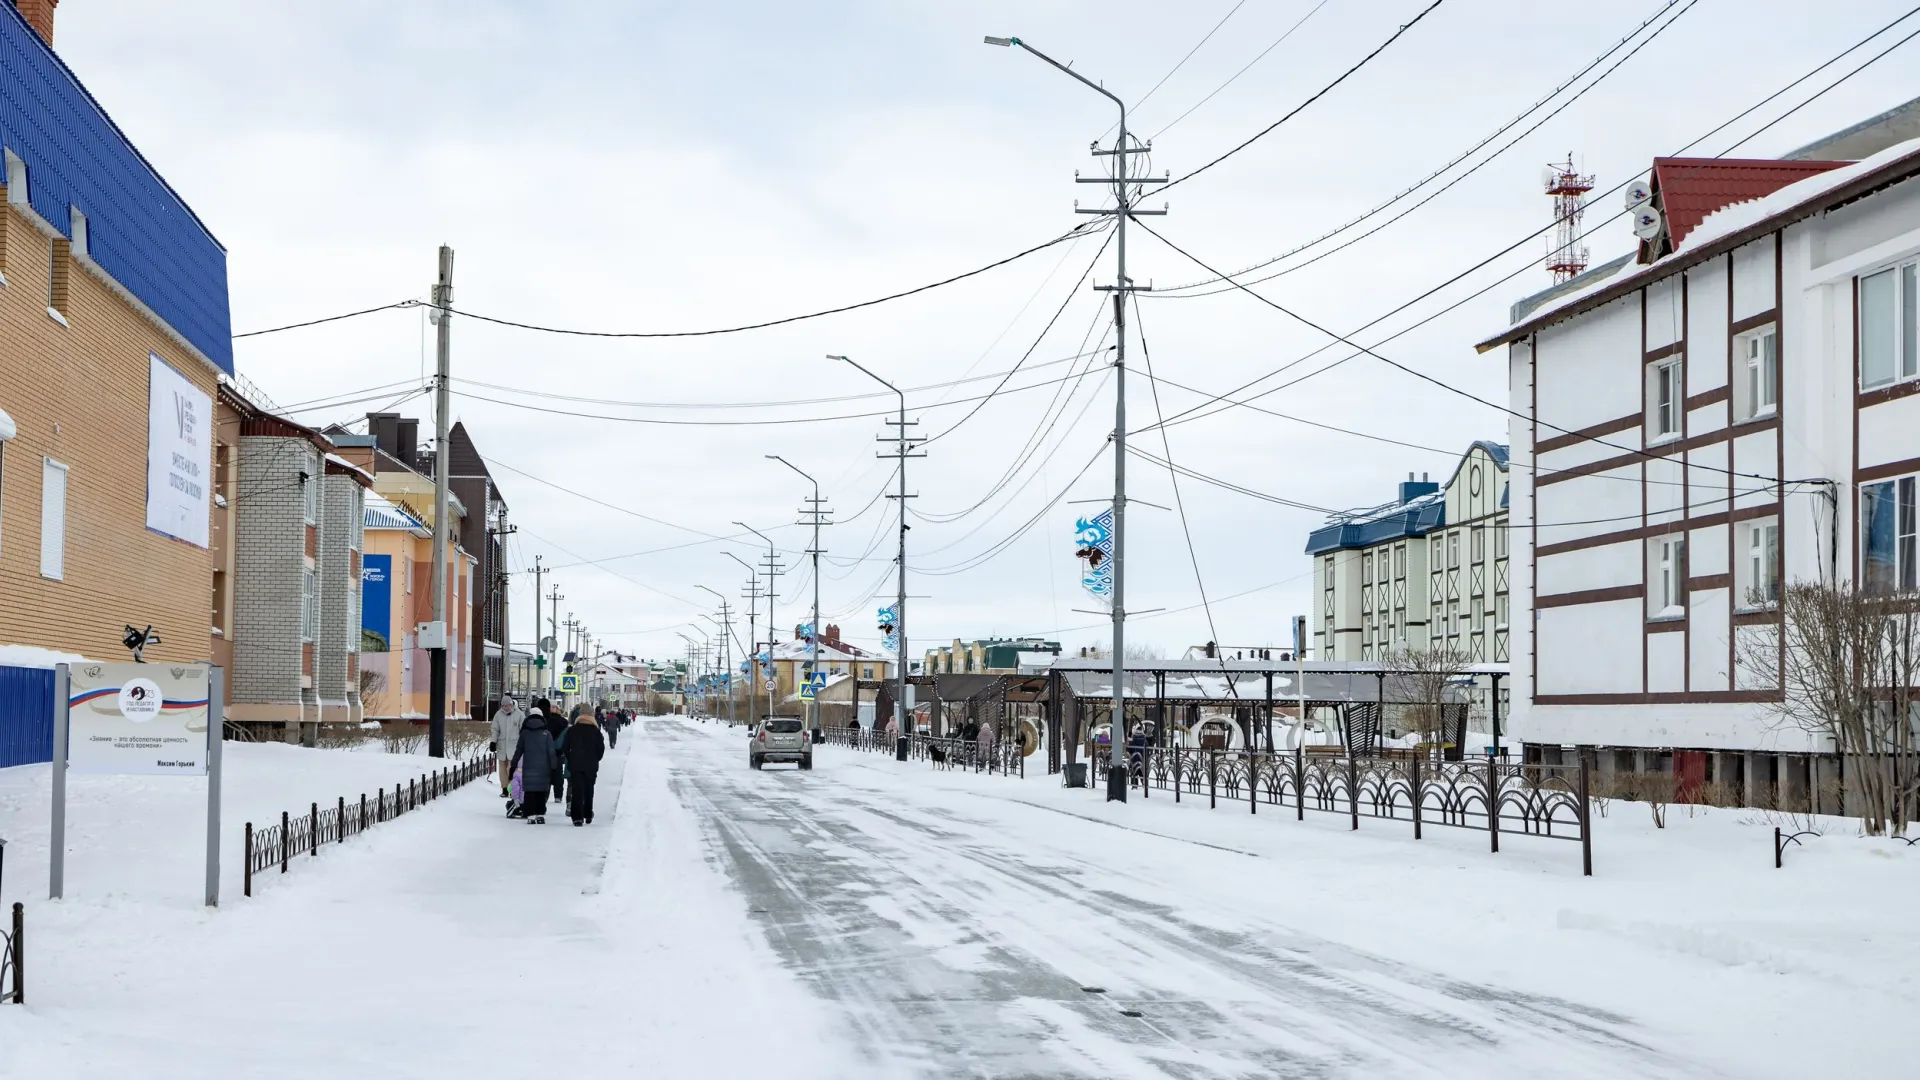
[1,902,20,1005]
[1088,745,1592,875]
[245,754,497,897]
[820,727,1026,778]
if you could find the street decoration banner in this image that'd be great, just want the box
[145,352,213,547]
[68,661,211,775]
[361,554,392,652]
[1076,507,1114,601]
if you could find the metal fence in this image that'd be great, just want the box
[1,903,21,1005]
[820,727,1026,778]
[244,754,497,897]
[1092,746,1592,874]
[0,665,54,769]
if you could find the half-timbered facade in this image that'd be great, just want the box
[1480,135,1920,805]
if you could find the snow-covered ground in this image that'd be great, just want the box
[2,718,1914,1078]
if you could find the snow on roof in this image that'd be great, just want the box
[770,639,890,664]
[1646,157,1845,255]
[364,491,428,533]
[1482,136,1920,349]
[0,644,91,669]
[324,452,373,484]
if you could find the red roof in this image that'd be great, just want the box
[1642,158,1845,260]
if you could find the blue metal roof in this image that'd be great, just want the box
[1303,442,1510,556]
[0,6,231,372]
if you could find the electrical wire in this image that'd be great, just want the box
[1146,0,1334,140]
[1115,0,1255,137]
[232,300,420,339]
[1160,0,1448,198]
[1152,0,1698,295]
[445,221,1107,339]
[914,441,1109,576]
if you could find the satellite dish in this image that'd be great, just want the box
[1632,207,1664,241]
[1540,166,1559,190]
[1623,179,1654,211]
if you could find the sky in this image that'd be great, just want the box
[50,0,1920,668]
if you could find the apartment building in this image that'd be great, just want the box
[0,0,231,669]
[1307,441,1511,665]
[1477,109,1920,805]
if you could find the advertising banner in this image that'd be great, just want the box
[1076,507,1114,601]
[145,352,213,547]
[67,661,211,775]
[361,554,392,652]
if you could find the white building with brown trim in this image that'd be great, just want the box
[1477,117,1920,807]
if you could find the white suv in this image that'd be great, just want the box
[750,717,812,770]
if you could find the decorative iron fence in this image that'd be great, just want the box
[1,903,21,1005]
[244,754,497,897]
[820,727,1025,778]
[1091,745,1592,875]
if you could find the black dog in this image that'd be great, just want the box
[929,743,948,764]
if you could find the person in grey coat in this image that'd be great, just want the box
[510,713,559,824]
[489,696,523,797]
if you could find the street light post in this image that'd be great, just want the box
[697,584,736,726]
[725,550,760,726]
[829,355,921,762]
[985,35,1163,801]
[734,522,781,724]
[768,455,826,741]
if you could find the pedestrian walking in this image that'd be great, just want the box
[489,696,523,797]
[544,702,570,802]
[510,711,559,824]
[564,704,607,826]
[978,721,996,770]
[606,708,621,750]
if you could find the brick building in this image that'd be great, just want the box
[0,0,233,667]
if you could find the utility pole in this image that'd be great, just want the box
[734,523,783,724]
[986,35,1165,801]
[530,555,544,694]
[488,510,516,707]
[829,355,922,760]
[728,551,760,726]
[427,244,455,758]
[769,456,829,738]
[548,588,562,697]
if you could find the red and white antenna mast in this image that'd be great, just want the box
[1544,153,1595,283]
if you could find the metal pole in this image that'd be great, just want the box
[769,456,824,738]
[49,663,69,900]
[427,244,454,758]
[549,589,561,696]
[205,665,225,907]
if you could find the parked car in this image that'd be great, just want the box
[750,717,812,770]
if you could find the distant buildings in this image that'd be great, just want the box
[924,638,1061,675]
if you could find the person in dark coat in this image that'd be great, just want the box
[510,713,559,824]
[564,704,607,825]
[605,707,621,750]
[544,703,570,801]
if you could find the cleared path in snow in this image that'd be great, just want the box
[658,719,1710,1080]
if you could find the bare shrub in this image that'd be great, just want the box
[1381,644,1472,756]
[358,668,389,718]
[1614,771,1673,828]
[314,725,370,751]
[378,722,427,755]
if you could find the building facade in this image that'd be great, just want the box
[1479,130,1920,805]
[0,0,232,669]
[925,637,1062,675]
[1307,442,1511,665]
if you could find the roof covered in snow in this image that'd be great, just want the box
[1481,137,1920,351]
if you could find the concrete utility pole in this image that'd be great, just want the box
[530,555,544,692]
[734,523,783,723]
[769,456,829,738]
[829,355,922,761]
[727,551,760,725]
[548,588,562,696]
[986,35,1165,801]
[489,509,516,706]
[427,244,455,758]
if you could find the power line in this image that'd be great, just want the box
[1146,0,1334,140]
[446,222,1107,339]
[1161,0,1449,197]
[1123,0,1255,130]
[232,299,420,339]
[1152,0,1698,295]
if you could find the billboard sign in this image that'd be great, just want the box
[145,352,212,547]
[67,661,211,775]
[361,554,392,652]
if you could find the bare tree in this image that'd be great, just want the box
[1381,644,1472,755]
[1738,580,1920,836]
[358,668,388,719]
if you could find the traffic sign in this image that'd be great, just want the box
[560,673,579,693]
[539,635,557,653]
[764,679,776,692]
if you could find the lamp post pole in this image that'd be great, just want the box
[769,455,826,739]
[735,523,781,722]
[829,355,921,761]
[985,35,1164,801]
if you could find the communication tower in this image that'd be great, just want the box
[1543,154,1595,282]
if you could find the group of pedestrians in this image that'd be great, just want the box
[489,696,630,826]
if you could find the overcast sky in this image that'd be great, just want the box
[55,0,1918,666]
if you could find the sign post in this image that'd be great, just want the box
[51,661,221,905]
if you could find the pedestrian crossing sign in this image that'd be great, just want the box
[799,671,828,700]
[560,673,578,692]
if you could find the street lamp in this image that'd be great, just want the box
[768,455,823,741]
[734,521,779,723]
[829,354,913,761]
[724,550,760,726]
[984,34,1156,801]
[697,584,736,726]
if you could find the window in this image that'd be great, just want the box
[1497,593,1509,628]
[1429,535,1442,569]
[1448,532,1460,569]
[39,457,66,579]
[1361,552,1372,582]
[1393,544,1405,578]
[302,462,318,524]
[1648,355,1682,439]
[1471,527,1485,563]
[1736,326,1778,419]
[1863,477,1917,595]
[1738,520,1781,608]
[1495,524,1508,559]
[212,570,227,634]
[301,568,317,641]
[1860,262,1918,389]
[1650,535,1686,617]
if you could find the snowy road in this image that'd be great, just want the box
[659,720,1690,1079]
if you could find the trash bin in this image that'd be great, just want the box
[1065,763,1088,788]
